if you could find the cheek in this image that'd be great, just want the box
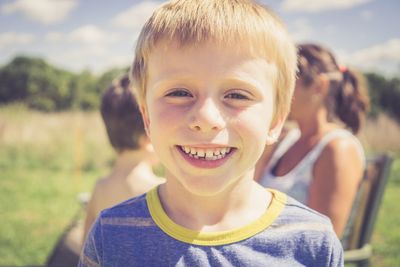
[232,106,272,143]
[147,102,187,139]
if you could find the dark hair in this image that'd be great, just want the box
[100,74,145,152]
[297,43,369,133]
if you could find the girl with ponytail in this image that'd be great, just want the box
[255,43,369,240]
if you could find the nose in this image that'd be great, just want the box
[189,98,226,133]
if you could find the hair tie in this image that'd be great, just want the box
[339,65,347,73]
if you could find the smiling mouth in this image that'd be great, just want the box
[177,145,235,161]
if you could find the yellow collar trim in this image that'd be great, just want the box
[146,187,286,246]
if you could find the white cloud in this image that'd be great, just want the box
[0,32,35,49]
[40,25,131,73]
[45,32,64,43]
[0,0,78,24]
[47,45,133,73]
[111,1,161,30]
[68,25,113,44]
[282,0,373,13]
[44,25,121,45]
[342,39,400,74]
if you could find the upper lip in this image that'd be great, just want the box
[177,144,236,158]
[177,144,234,148]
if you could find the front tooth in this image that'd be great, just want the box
[197,149,205,157]
[190,147,197,155]
[220,148,227,155]
[214,149,221,156]
[183,146,190,154]
[205,149,213,158]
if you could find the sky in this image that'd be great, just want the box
[0,0,399,76]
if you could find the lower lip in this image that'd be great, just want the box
[176,146,235,169]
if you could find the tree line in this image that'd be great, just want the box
[0,55,128,111]
[0,55,399,122]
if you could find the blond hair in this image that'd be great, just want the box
[130,0,297,121]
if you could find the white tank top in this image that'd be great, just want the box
[258,128,365,204]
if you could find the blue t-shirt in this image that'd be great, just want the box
[79,187,343,267]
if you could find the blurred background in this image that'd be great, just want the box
[0,0,399,266]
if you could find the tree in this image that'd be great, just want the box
[0,55,74,111]
[365,73,400,122]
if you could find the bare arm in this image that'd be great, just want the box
[82,182,103,245]
[308,137,364,236]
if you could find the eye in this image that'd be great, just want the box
[165,89,193,98]
[224,90,252,100]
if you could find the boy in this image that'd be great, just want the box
[82,74,164,241]
[79,0,344,266]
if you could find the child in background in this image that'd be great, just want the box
[80,1,344,266]
[255,44,369,240]
[82,74,164,241]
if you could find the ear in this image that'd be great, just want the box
[140,105,151,137]
[266,115,286,145]
[315,74,330,97]
[139,134,151,150]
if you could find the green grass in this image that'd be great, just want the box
[0,143,111,265]
[0,106,399,266]
[370,156,400,267]
[0,106,114,265]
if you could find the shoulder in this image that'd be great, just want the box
[91,176,113,197]
[272,197,343,263]
[323,129,363,156]
[99,192,149,220]
[89,176,118,204]
[280,196,335,227]
[320,137,364,170]
[325,135,362,156]
[273,195,338,242]
[317,129,364,169]
[266,196,343,264]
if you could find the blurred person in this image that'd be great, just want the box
[82,74,165,241]
[255,43,369,238]
[47,74,164,266]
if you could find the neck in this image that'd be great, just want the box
[158,171,270,232]
[296,108,330,139]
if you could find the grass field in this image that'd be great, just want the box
[0,104,399,266]
[0,105,113,265]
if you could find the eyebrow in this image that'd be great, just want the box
[220,77,265,90]
[149,75,197,91]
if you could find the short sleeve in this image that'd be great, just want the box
[328,233,344,267]
[79,216,103,267]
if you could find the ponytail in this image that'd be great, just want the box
[297,44,370,134]
[334,68,369,134]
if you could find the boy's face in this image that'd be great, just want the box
[142,40,283,196]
